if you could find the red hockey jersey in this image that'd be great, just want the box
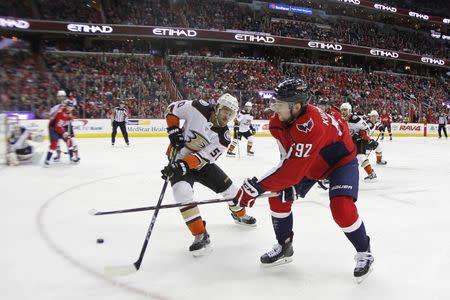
[49,107,73,135]
[259,104,356,192]
[380,113,392,126]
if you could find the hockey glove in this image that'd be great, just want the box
[233,177,265,208]
[368,139,379,150]
[167,127,185,150]
[233,126,240,139]
[250,126,256,135]
[161,160,189,180]
[280,186,297,203]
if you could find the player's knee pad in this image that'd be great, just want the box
[375,143,382,152]
[247,135,254,143]
[172,181,194,204]
[269,196,292,217]
[330,196,359,228]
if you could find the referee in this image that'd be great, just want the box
[111,100,129,146]
[438,112,448,139]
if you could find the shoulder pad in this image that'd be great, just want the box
[192,100,214,119]
[211,126,231,147]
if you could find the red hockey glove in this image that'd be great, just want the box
[234,177,265,207]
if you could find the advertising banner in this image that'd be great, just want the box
[18,119,442,138]
[1,17,449,68]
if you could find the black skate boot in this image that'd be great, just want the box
[189,231,211,257]
[247,150,254,156]
[354,238,374,283]
[231,212,257,227]
[376,160,387,165]
[227,151,236,157]
[260,234,294,267]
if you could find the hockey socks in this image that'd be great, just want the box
[180,205,206,236]
[272,213,293,245]
[331,196,370,252]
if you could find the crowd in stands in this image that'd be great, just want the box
[3,0,447,59]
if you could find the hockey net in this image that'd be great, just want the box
[0,114,7,165]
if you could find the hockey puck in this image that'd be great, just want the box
[96,238,104,244]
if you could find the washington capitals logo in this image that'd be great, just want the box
[296,118,314,133]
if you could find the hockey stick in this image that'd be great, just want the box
[104,149,177,276]
[90,192,278,216]
[317,181,328,191]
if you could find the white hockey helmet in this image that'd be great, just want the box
[215,93,239,126]
[244,101,253,108]
[368,110,379,117]
[340,102,352,117]
[57,90,67,97]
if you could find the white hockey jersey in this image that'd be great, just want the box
[347,114,370,138]
[166,100,231,168]
[367,120,381,137]
[8,126,30,151]
[236,111,254,133]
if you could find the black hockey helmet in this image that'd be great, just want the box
[274,77,311,105]
[317,96,330,106]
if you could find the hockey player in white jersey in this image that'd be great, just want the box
[340,103,378,182]
[367,110,387,165]
[227,101,256,156]
[6,120,36,166]
[161,94,257,256]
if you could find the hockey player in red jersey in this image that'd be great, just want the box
[44,101,78,167]
[380,109,393,141]
[232,78,374,282]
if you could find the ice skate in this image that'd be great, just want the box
[70,157,80,163]
[354,241,374,283]
[189,232,211,257]
[260,235,294,267]
[376,160,387,165]
[247,151,254,156]
[231,212,257,227]
[364,172,377,182]
[226,151,236,157]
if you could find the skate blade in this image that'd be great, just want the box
[354,266,373,284]
[191,245,212,257]
[234,220,257,227]
[364,178,378,183]
[261,256,293,268]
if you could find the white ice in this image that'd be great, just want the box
[1,137,449,300]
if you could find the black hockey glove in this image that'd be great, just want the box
[161,160,189,180]
[280,186,297,203]
[368,139,379,150]
[233,126,240,139]
[250,125,256,135]
[167,127,185,150]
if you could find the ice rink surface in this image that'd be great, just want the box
[1,137,449,300]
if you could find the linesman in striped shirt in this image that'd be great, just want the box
[111,100,129,146]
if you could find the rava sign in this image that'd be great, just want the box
[153,28,197,37]
[0,18,30,29]
[67,24,113,33]
[408,11,429,20]
[308,41,342,51]
[420,57,445,65]
[337,0,360,5]
[369,49,399,58]
[373,4,397,13]
[235,34,275,44]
